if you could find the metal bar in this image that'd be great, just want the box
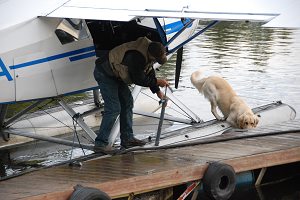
[153,18,167,45]
[175,46,183,89]
[155,98,167,146]
[166,87,202,123]
[133,110,192,124]
[58,100,96,141]
[3,100,45,127]
[168,20,219,54]
[5,130,94,150]
[255,167,267,186]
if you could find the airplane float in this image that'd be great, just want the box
[0,0,299,148]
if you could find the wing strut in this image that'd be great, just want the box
[153,18,167,45]
[175,46,183,89]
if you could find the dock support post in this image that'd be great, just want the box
[255,167,267,186]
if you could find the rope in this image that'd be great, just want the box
[41,108,74,131]
[70,113,86,160]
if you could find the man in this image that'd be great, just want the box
[93,36,169,152]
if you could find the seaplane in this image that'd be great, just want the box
[0,0,299,152]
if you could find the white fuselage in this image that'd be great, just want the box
[0,16,198,104]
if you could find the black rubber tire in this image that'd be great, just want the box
[69,185,111,200]
[203,162,236,200]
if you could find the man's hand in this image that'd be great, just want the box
[156,90,168,107]
[156,79,169,87]
[156,90,165,100]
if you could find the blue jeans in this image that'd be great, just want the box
[93,65,134,147]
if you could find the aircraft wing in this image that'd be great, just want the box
[1,0,299,30]
[42,0,300,28]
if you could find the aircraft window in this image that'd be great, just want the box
[55,19,89,45]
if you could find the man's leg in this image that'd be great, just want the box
[118,83,134,143]
[94,67,120,147]
[118,84,146,148]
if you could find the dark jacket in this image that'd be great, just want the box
[95,50,160,93]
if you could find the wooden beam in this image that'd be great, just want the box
[224,146,300,173]
[24,146,300,200]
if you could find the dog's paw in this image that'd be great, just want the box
[219,117,227,121]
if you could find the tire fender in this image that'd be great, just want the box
[69,184,111,200]
[203,162,236,200]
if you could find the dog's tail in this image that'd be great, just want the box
[190,68,206,91]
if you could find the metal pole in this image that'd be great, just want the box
[5,130,94,150]
[155,87,168,146]
[93,89,101,107]
[154,99,167,146]
[58,100,97,141]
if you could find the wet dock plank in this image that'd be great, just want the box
[1,119,300,200]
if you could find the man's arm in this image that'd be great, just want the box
[123,51,160,93]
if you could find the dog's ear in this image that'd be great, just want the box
[237,115,244,129]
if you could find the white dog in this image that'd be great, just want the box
[190,69,259,129]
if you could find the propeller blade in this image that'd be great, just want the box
[175,46,183,89]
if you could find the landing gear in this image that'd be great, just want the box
[92,89,102,108]
[0,104,9,141]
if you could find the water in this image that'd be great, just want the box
[1,21,300,199]
[158,21,300,122]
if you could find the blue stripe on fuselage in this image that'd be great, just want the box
[9,46,95,70]
[69,51,96,62]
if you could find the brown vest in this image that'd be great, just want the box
[108,37,154,84]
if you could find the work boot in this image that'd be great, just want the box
[121,137,147,149]
[93,145,118,155]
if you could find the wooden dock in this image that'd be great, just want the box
[1,119,300,200]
